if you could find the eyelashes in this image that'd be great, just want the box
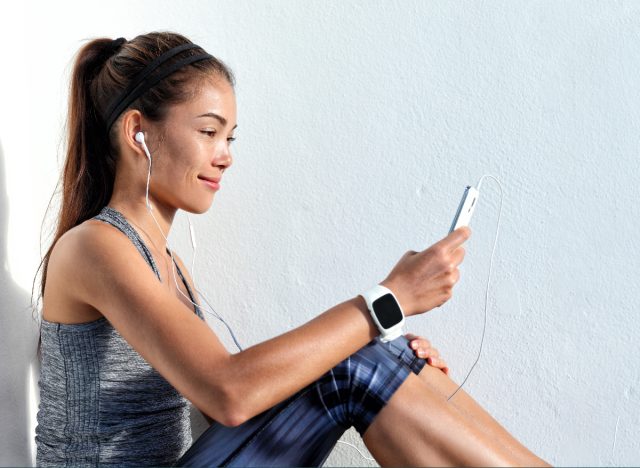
[201,130,236,143]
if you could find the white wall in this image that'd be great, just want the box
[1,1,639,466]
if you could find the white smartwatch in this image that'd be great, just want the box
[359,284,405,342]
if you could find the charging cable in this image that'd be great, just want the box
[447,174,503,401]
[338,174,504,461]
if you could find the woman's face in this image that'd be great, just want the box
[148,77,237,214]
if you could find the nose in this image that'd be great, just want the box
[215,146,233,173]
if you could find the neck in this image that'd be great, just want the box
[106,195,176,256]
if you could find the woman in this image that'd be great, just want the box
[34,31,549,466]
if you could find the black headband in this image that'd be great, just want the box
[105,43,213,134]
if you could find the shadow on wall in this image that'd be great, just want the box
[0,139,40,466]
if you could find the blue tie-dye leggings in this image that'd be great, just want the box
[177,334,427,467]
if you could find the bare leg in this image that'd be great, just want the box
[362,372,518,466]
[414,364,550,466]
[362,367,550,467]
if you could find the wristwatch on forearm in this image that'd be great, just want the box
[359,284,405,342]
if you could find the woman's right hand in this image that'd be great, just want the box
[380,226,471,317]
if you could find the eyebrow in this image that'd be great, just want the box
[196,112,238,129]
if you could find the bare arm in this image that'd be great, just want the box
[176,251,380,425]
[56,222,378,427]
[227,296,377,424]
[59,221,469,427]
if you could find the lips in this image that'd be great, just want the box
[198,175,221,183]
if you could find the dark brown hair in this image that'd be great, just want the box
[32,31,234,356]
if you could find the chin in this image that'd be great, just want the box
[182,199,214,215]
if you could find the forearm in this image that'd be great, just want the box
[225,295,379,424]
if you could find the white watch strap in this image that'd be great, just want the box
[360,284,405,342]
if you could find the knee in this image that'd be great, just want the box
[313,337,428,436]
[341,338,419,435]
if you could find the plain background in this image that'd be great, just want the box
[1,1,639,466]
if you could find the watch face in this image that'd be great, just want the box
[373,293,403,328]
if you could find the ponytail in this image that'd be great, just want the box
[63,39,122,231]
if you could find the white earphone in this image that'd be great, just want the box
[135,131,153,211]
[135,131,149,161]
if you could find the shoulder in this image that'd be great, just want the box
[53,219,127,259]
[49,219,159,306]
[51,219,138,277]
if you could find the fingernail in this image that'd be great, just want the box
[411,342,418,349]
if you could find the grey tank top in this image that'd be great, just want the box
[36,206,205,467]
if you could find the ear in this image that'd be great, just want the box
[118,109,145,157]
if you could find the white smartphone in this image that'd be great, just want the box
[449,185,480,233]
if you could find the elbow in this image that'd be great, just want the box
[222,410,247,428]
[197,396,245,428]
[208,363,249,428]
[216,393,248,428]
[200,392,246,427]
[222,377,254,427]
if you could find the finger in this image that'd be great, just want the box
[434,226,471,253]
[417,347,438,359]
[416,338,432,349]
[429,356,445,366]
[427,357,447,369]
[419,346,438,358]
[412,343,433,358]
[452,226,472,245]
[404,333,418,341]
[451,245,466,267]
[409,338,431,349]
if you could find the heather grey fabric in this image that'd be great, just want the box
[35,206,204,466]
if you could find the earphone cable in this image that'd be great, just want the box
[187,214,197,287]
[193,286,244,352]
[145,190,245,353]
[138,135,245,352]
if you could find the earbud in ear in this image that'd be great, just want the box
[135,131,151,164]
[135,130,153,212]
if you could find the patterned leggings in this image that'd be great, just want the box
[177,335,427,467]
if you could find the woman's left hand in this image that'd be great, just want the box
[405,332,450,375]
